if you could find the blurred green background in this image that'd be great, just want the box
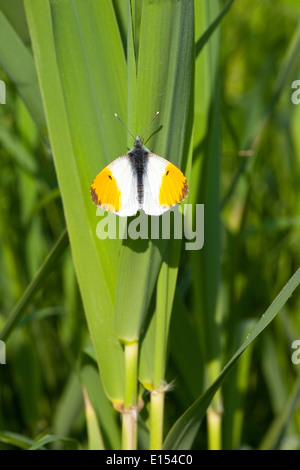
[1,0,300,450]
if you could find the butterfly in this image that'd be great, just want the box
[90,113,188,217]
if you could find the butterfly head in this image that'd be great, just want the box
[134,136,143,149]
[114,112,160,151]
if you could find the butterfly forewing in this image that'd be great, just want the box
[91,155,139,217]
[143,153,188,215]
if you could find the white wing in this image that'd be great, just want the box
[92,152,187,218]
[143,153,188,216]
[108,155,140,217]
[142,153,168,215]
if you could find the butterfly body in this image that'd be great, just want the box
[128,137,148,206]
[91,135,188,217]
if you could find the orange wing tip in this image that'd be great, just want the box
[91,186,120,212]
[159,162,189,208]
[90,167,122,211]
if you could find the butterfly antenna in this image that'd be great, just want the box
[114,113,135,140]
[141,111,160,140]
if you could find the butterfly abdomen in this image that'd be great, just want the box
[129,148,148,206]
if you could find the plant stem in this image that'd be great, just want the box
[149,388,165,450]
[122,408,137,450]
[122,341,139,450]
[153,261,168,387]
[149,261,169,450]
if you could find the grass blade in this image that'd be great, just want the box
[163,268,300,450]
[195,0,236,57]
[0,229,68,342]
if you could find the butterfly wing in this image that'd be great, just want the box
[91,154,139,217]
[142,153,188,216]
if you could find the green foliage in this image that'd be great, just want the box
[1,0,300,450]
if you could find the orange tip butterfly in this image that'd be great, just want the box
[90,112,188,217]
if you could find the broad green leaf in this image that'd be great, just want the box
[115,0,194,346]
[24,0,126,401]
[115,236,167,342]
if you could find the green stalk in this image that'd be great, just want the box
[122,341,139,450]
[149,261,169,449]
[122,411,137,451]
[153,261,168,388]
